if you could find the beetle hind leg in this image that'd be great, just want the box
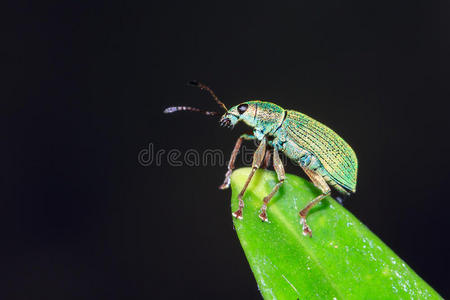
[299,167,331,237]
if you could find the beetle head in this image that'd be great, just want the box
[220,102,257,129]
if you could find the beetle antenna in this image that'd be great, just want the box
[188,80,228,112]
[163,106,219,116]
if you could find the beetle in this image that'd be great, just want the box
[164,81,358,237]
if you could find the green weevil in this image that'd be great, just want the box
[164,81,358,237]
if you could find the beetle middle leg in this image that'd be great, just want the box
[261,149,272,169]
[258,147,285,222]
[299,167,331,237]
[232,137,267,219]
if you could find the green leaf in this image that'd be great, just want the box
[230,167,441,300]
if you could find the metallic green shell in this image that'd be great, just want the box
[282,110,358,192]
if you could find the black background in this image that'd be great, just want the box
[4,0,450,299]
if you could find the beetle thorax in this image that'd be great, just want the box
[251,101,285,138]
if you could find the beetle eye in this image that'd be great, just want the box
[237,104,248,114]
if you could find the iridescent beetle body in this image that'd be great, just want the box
[224,101,357,195]
[165,82,358,237]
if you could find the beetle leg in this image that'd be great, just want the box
[299,167,331,237]
[261,149,272,169]
[219,134,256,190]
[261,140,274,169]
[232,137,267,219]
[259,147,285,222]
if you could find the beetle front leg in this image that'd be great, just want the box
[259,147,285,222]
[219,134,256,190]
[299,167,331,237]
[232,137,267,219]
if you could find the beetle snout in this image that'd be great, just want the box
[219,117,232,128]
[220,113,239,129]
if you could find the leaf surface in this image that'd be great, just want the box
[230,167,441,299]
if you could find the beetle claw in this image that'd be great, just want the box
[300,218,313,237]
[219,183,229,190]
[219,178,230,190]
[232,209,243,219]
[259,212,268,222]
[219,170,232,189]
